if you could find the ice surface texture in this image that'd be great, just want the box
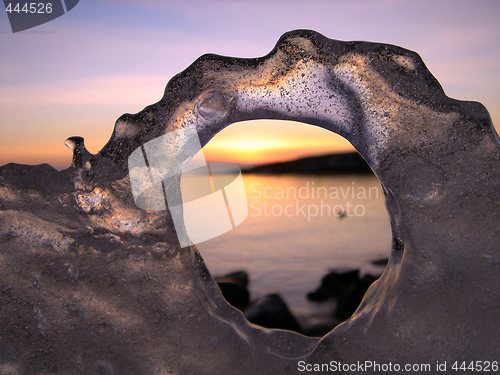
[1,30,499,374]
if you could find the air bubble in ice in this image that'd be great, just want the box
[196,91,228,120]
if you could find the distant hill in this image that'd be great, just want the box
[242,152,373,175]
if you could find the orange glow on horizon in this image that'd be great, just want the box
[201,120,355,165]
[0,120,356,169]
[203,138,355,165]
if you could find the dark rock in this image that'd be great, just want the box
[307,269,380,320]
[371,258,389,266]
[215,270,249,289]
[217,282,250,311]
[215,270,251,311]
[334,274,379,320]
[307,269,360,301]
[245,293,302,333]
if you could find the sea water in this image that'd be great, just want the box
[189,173,392,319]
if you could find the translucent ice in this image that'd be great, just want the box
[127,125,248,247]
[1,30,499,374]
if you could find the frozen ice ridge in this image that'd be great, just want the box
[1,30,499,374]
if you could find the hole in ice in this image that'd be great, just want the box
[180,119,392,337]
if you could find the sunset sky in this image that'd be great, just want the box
[1,0,499,169]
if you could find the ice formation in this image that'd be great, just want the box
[1,30,499,374]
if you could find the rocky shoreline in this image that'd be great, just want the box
[215,258,388,337]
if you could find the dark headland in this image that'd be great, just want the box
[242,152,373,175]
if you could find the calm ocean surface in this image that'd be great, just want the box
[187,174,392,319]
